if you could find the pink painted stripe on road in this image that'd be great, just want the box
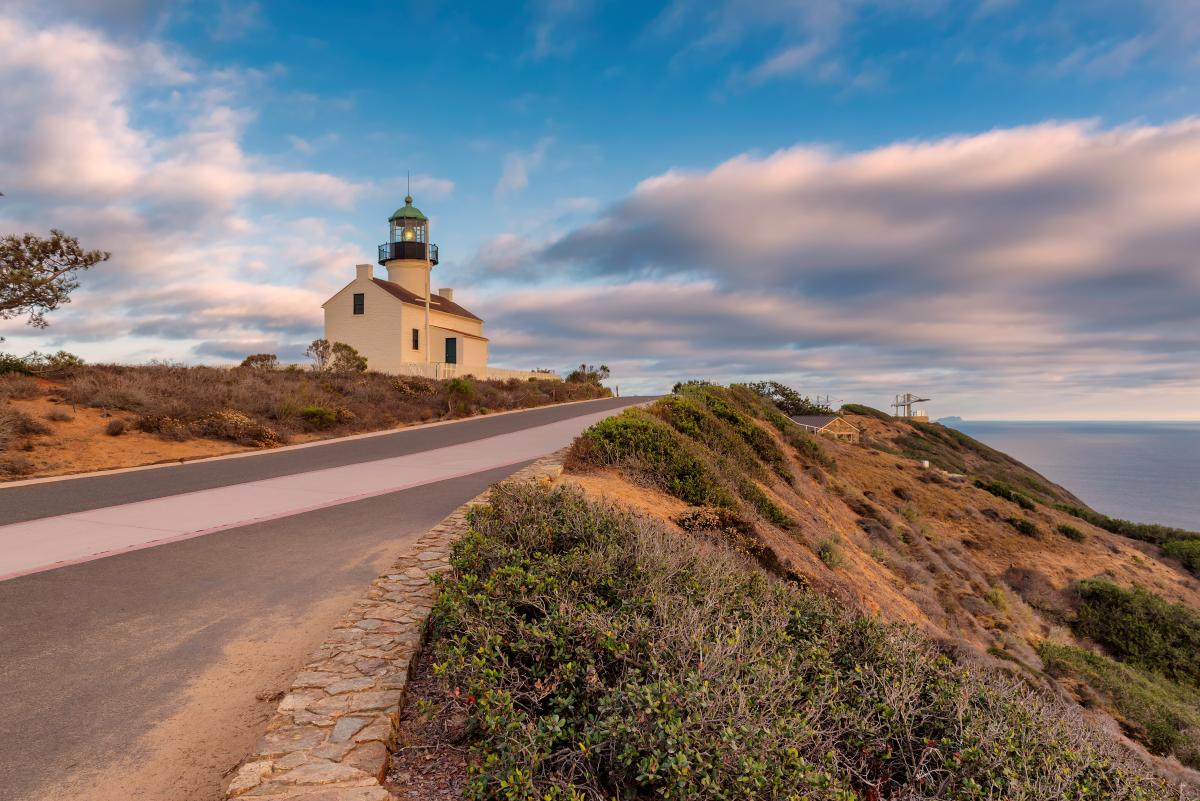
[0,407,617,582]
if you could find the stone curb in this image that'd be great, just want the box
[224,454,566,801]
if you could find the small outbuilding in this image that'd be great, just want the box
[789,414,860,443]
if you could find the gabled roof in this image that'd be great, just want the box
[431,324,489,341]
[370,278,482,321]
[790,414,858,431]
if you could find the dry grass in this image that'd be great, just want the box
[58,363,609,447]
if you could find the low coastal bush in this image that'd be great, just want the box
[975,478,1036,510]
[300,405,341,430]
[816,537,844,568]
[1056,503,1200,546]
[681,383,792,482]
[1006,515,1040,537]
[653,393,767,480]
[1163,539,1200,575]
[1040,642,1200,768]
[429,482,1172,801]
[570,408,735,507]
[734,473,796,530]
[570,386,810,531]
[1071,579,1200,687]
[1057,522,1087,541]
[840,402,891,421]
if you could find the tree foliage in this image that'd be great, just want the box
[566,363,610,384]
[746,380,833,416]
[0,349,84,376]
[239,353,279,370]
[0,230,109,336]
[305,339,367,373]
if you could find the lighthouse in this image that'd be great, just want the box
[321,197,490,377]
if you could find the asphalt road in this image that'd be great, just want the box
[0,396,646,525]
[0,397,649,801]
[0,465,523,801]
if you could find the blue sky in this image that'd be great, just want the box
[1,1,1198,418]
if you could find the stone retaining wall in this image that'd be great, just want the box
[225,454,565,801]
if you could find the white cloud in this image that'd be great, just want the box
[476,120,1200,416]
[495,137,554,196]
[409,174,455,200]
[0,12,365,361]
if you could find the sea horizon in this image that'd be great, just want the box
[943,419,1199,531]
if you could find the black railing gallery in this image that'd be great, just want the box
[378,241,439,264]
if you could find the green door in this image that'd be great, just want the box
[444,337,457,364]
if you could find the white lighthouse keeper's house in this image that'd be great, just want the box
[322,195,499,377]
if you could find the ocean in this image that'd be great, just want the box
[944,421,1200,531]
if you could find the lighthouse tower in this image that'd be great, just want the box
[378,194,438,294]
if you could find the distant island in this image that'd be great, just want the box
[937,415,963,423]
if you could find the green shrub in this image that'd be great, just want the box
[443,377,475,415]
[1163,539,1200,575]
[784,427,837,472]
[1006,516,1040,537]
[0,350,83,376]
[0,354,32,375]
[734,474,796,529]
[1055,504,1200,547]
[1071,579,1200,687]
[676,384,792,482]
[571,408,734,507]
[839,403,891,421]
[975,478,1036,510]
[1040,642,1200,768]
[429,482,1173,801]
[300,405,339,429]
[1057,523,1087,542]
[652,394,766,480]
[816,538,844,568]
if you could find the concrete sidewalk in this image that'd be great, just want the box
[0,407,615,581]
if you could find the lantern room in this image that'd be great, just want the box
[379,195,439,265]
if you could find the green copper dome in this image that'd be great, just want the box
[388,195,427,222]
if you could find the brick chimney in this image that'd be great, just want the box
[356,263,373,281]
[438,287,454,301]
